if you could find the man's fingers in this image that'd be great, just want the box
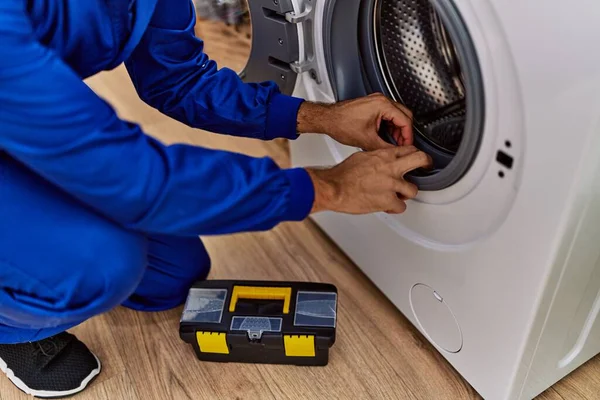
[373,145,417,161]
[392,145,419,157]
[391,126,405,146]
[391,101,413,120]
[384,197,407,214]
[393,151,433,176]
[384,101,414,146]
[372,95,415,146]
[371,137,396,151]
[392,180,419,200]
[383,116,413,147]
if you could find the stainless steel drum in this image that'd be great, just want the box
[374,0,470,154]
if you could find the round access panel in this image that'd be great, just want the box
[409,283,463,353]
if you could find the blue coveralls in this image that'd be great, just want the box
[0,0,314,344]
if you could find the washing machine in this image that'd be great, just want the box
[241,0,600,398]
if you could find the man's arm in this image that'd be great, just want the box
[0,1,313,236]
[125,0,303,141]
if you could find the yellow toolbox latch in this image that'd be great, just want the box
[284,335,315,357]
[196,331,229,354]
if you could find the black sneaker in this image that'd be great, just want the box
[0,332,101,398]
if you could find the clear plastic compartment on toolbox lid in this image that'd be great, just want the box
[181,288,228,324]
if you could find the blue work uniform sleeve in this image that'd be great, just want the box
[0,3,314,236]
[125,0,304,141]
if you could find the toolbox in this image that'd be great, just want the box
[179,280,338,366]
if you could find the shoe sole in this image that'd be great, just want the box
[0,352,101,399]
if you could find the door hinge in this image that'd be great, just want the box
[285,5,312,24]
[284,0,321,84]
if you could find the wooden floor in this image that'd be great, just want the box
[2,19,600,400]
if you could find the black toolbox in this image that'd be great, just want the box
[179,280,338,366]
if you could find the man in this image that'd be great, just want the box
[0,0,431,397]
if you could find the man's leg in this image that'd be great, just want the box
[123,234,211,312]
[0,153,149,397]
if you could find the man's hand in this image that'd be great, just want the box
[305,146,432,215]
[297,93,414,151]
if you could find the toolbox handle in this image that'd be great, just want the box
[229,286,292,314]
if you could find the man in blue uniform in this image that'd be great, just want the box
[0,0,431,397]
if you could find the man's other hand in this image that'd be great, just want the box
[297,93,414,151]
[305,146,432,215]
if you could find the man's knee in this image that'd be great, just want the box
[69,228,148,314]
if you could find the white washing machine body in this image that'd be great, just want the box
[242,0,600,398]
